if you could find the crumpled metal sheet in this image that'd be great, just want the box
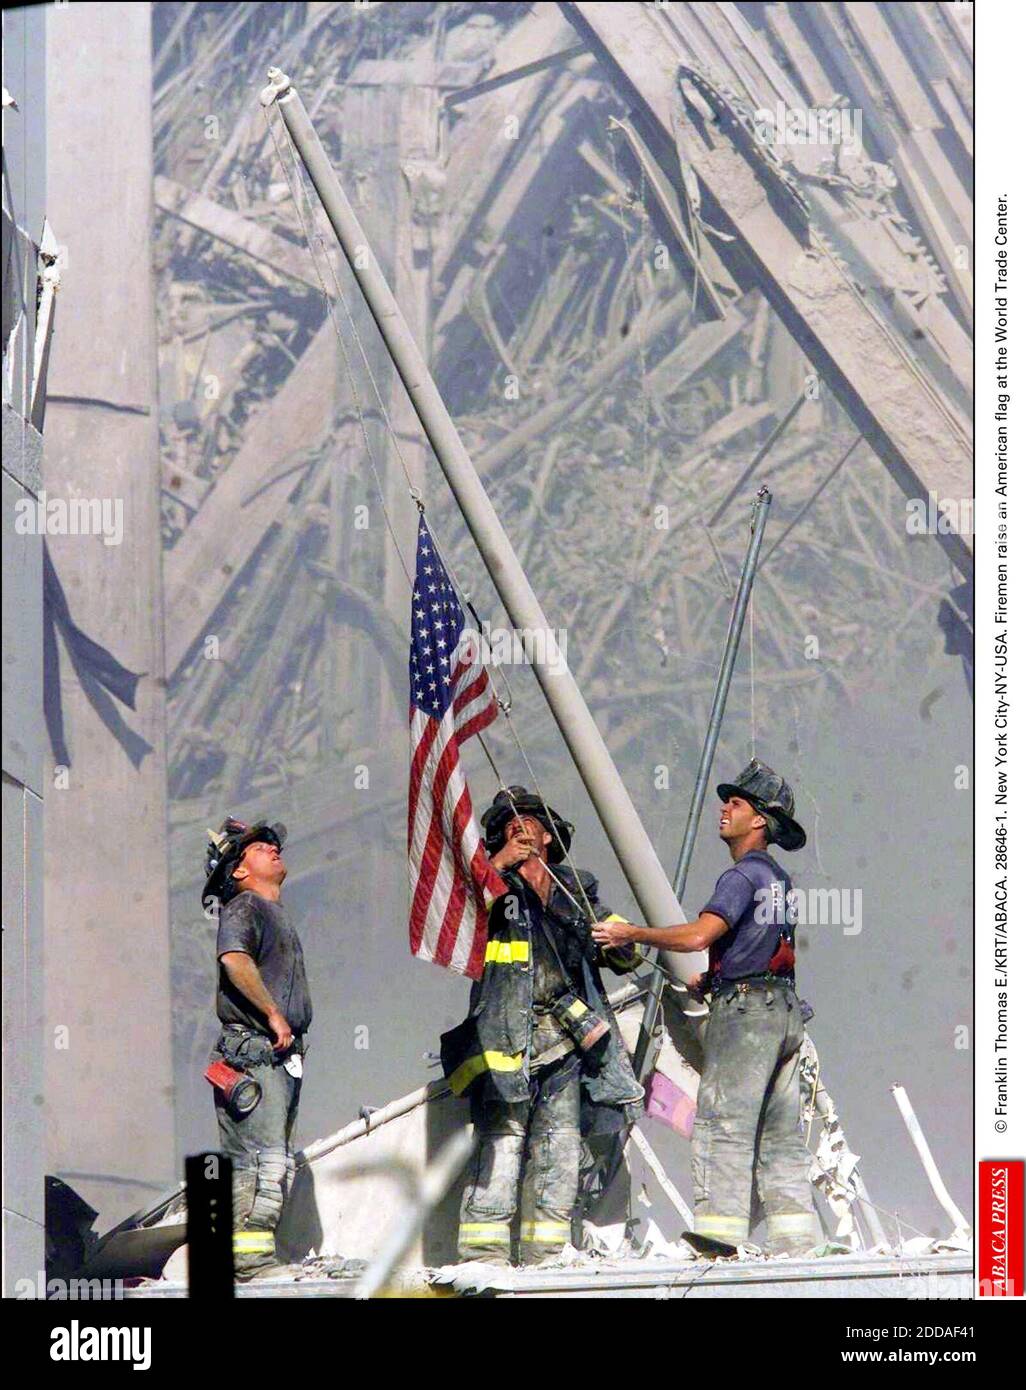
[898,1229,971,1257]
[800,1035,862,1247]
[431,1261,521,1295]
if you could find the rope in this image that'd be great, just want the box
[437,543,602,925]
[749,587,756,760]
[419,474,604,924]
[496,709,602,926]
[264,103,608,927]
[268,102,424,504]
[264,104,416,584]
[416,481,603,921]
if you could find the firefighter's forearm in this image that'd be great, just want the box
[630,914,726,952]
[630,923,700,951]
[220,952,281,1020]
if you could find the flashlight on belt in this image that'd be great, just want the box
[204,1059,262,1117]
[552,991,610,1052]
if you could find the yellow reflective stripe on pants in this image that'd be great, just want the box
[233,1230,276,1254]
[458,1222,510,1246]
[448,1049,524,1097]
[693,1214,749,1242]
[484,939,529,965]
[766,1213,818,1238]
[521,1221,571,1243]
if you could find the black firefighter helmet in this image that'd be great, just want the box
[481,786,574,864]
[202,817,287,908]
[716,759,806,852]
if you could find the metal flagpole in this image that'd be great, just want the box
[260,68,704,964]
[632,487,772,1077]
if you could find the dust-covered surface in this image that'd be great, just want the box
[125,1246,973,1299]
[145,0,973,1250]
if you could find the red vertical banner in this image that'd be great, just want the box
[979,1160,1024,1296]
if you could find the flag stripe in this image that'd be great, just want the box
[407,517,499,978]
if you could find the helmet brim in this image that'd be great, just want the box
[482,799,573,865]
[715,784,806,852]
[202,821,287,907]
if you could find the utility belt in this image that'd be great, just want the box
[214,1024,307,1080]
[528,1033,575,1074]
[207,1024,307,1118]
[710,973,814,1023]
[220,1021,308,1053]
[710,971,795,998]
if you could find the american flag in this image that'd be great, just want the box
[407,515,505,978]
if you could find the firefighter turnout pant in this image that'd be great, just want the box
[213,1028,301,1279]
[691,981,819,1256]
[458,1070,580,1265]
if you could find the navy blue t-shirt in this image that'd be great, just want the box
[216,892,313,1035]
[701,850,795,981]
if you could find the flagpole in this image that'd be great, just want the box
[632,487,772,1077]
[260,68,704,980]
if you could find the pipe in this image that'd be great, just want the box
[298,1080,448,1169]
[672,487,772,898]
[352,1129,475,1299]
[298,983,643,1167]
[891,1084,970,1235]
[632,487,772,1075]
[261,69,703,967]
[627,1126,694,1228]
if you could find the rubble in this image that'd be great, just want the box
[148,2,973,1277]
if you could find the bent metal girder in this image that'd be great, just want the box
[560,1,973,580]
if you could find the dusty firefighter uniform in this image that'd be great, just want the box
[211,891,312,1277]
[691,850,819,1255]
[442,865,644,1264]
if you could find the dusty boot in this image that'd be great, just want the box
[231,1225,278,1280]
[238,1261,298,1283]
[762,1211,820,1258]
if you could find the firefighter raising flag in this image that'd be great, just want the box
[407,514,506,977]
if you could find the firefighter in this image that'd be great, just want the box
[202,818,312,1280]
[592,760,820,1257]
[443,787,645,1266]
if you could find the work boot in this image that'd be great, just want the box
[763,1210,820,1258]
[236,1261,297,1284]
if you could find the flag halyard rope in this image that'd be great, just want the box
[264,103,605,925]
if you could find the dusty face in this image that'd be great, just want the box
[234,838,287,891]
[504,813,552,858]
[718,795,765,845]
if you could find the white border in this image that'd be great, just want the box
[975,0,1025,1299]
